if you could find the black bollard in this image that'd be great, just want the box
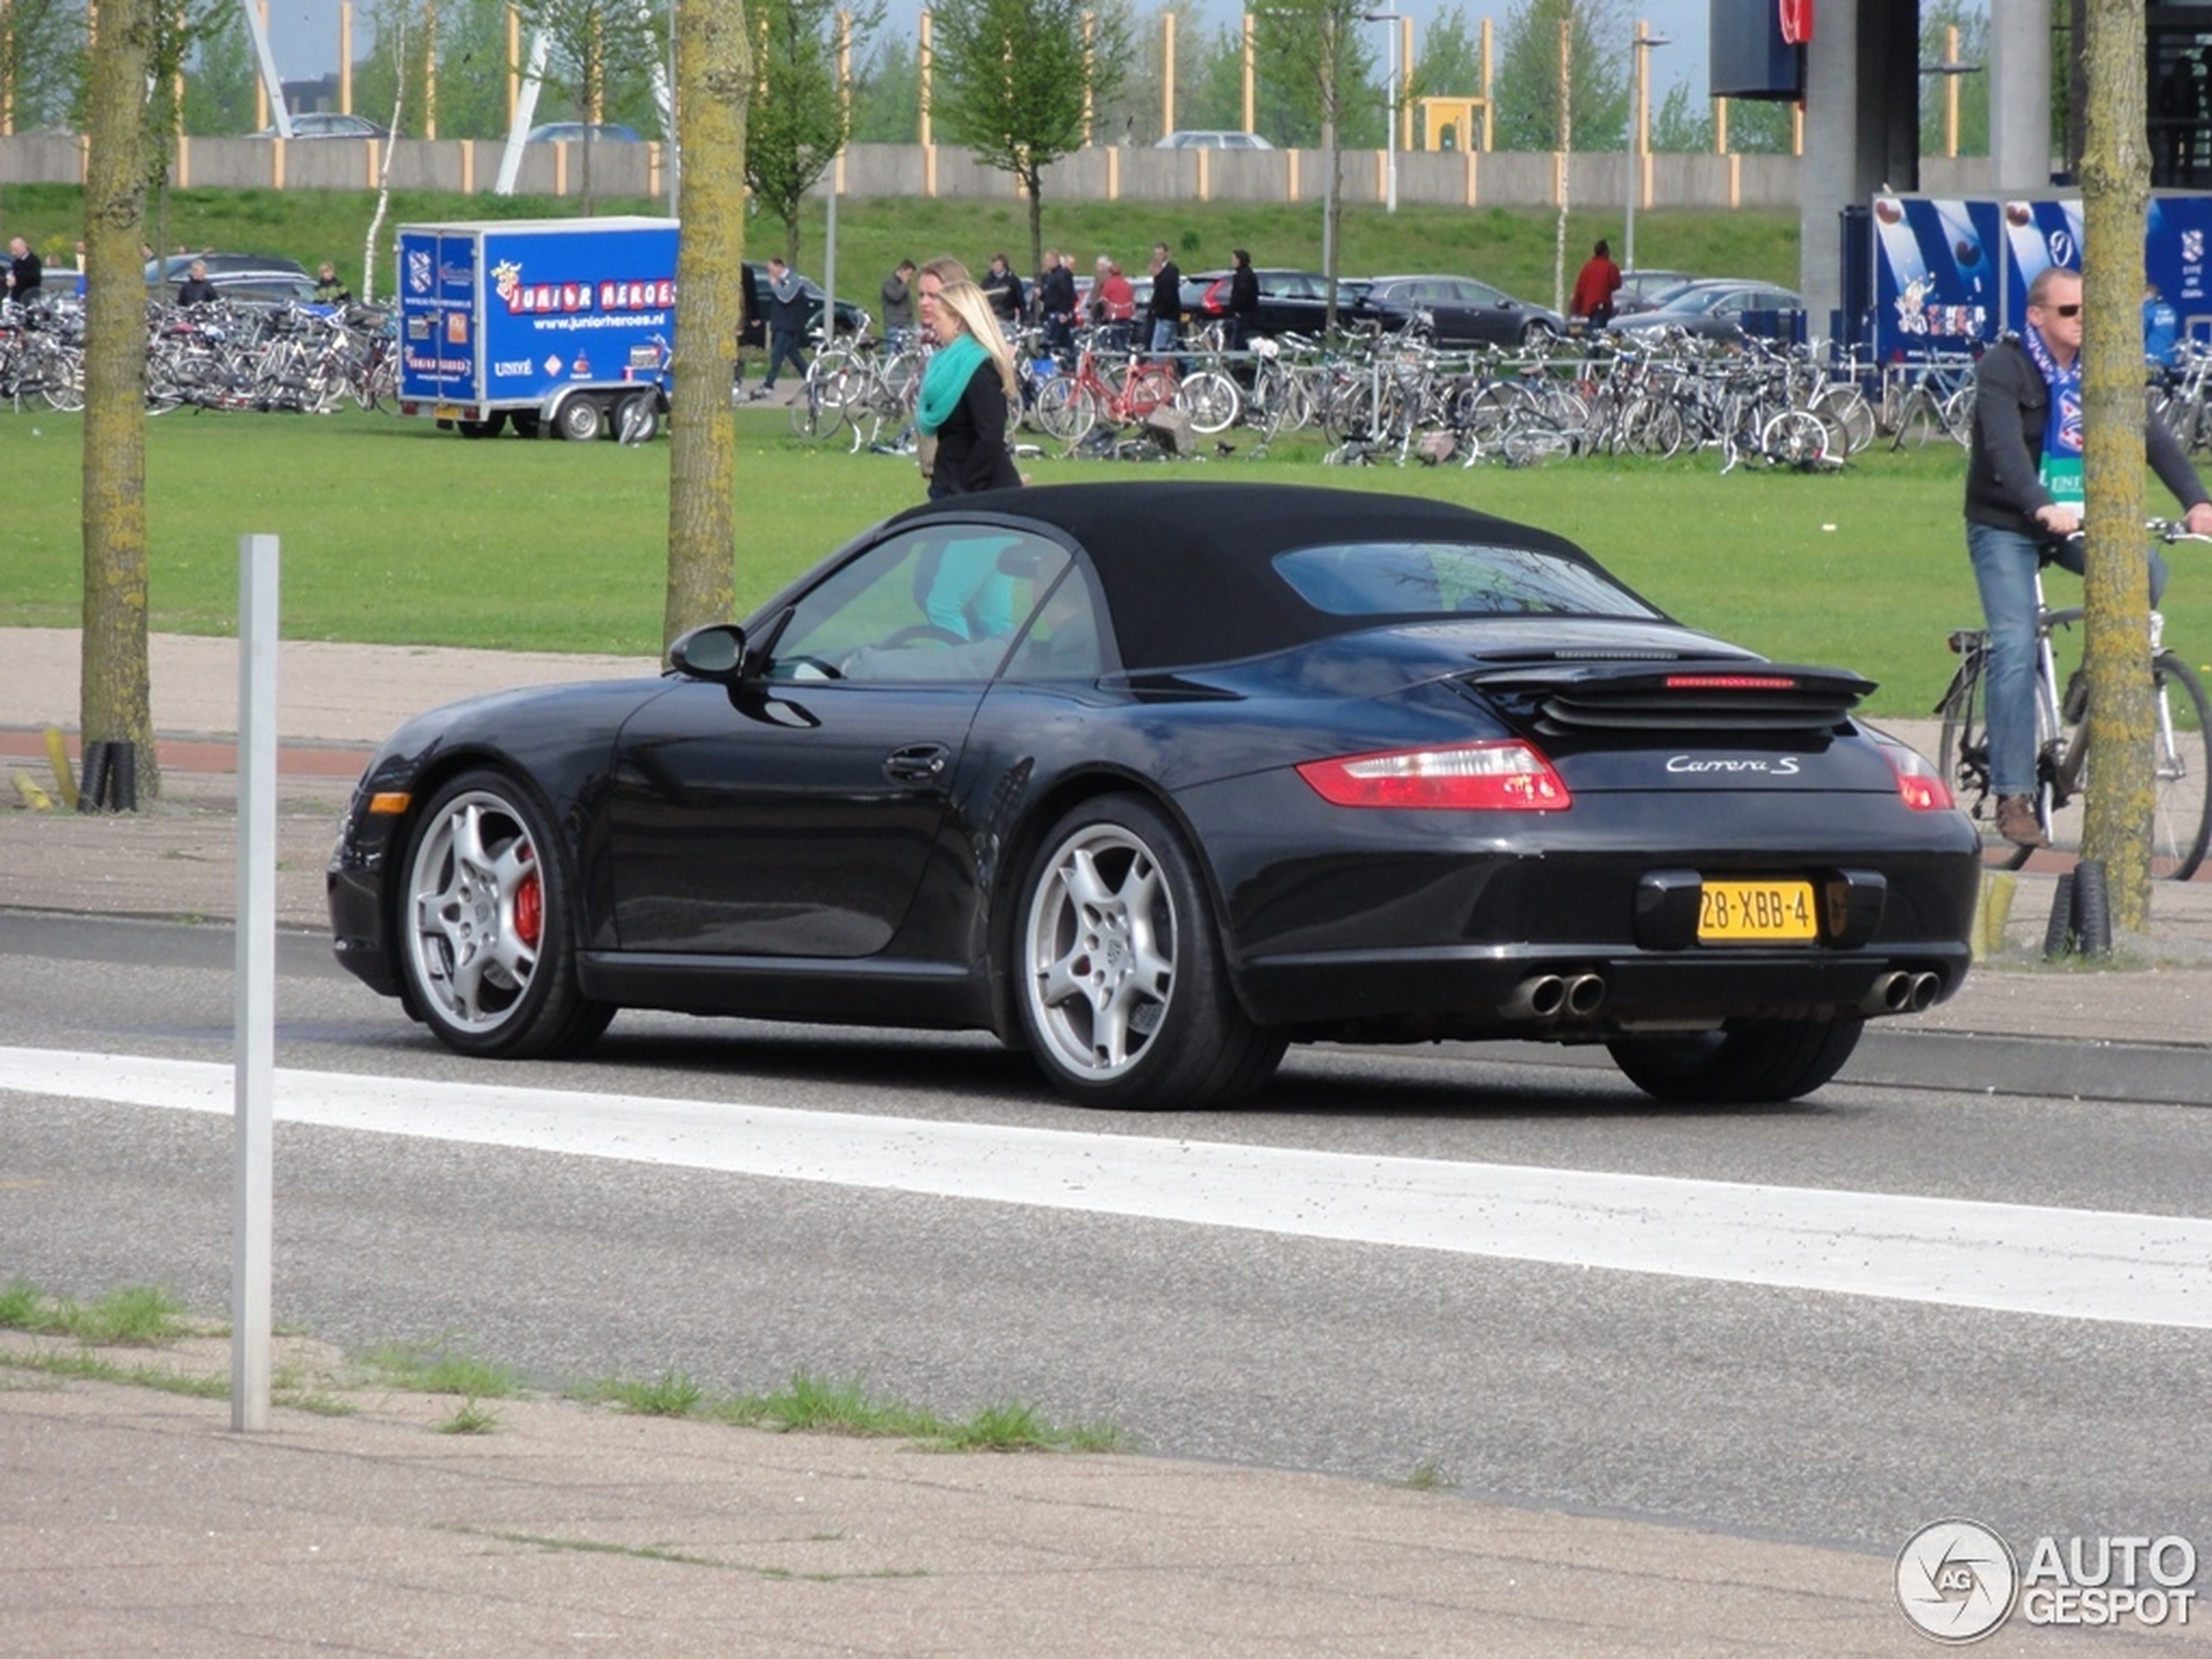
[2071,857,2113,957]
[2042,870,2078,959]
[78,741,111,814]
[108,741,137,813]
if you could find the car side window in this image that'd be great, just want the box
[766,529,1074,684]
[1001,570,1104,680]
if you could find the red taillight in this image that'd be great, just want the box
[1298,740,1572,810]
[1883,744,1955,812]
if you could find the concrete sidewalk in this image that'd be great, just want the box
[4,625,2211,1655]
[3,1332,1959,1659]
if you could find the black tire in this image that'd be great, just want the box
[1012,795,1285,1109]
[398,769,613,1059]
[616,390,661,443]
[456,413,507,439]
[1933,647,2035,872]
[1606,1017,1865,1106]
[2151,651,2212,880]
[553,395,605,442]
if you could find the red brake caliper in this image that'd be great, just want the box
[514,847,543,950]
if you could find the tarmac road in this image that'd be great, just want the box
[5,628,2212,1655]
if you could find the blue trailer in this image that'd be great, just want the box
[395,215,677,441]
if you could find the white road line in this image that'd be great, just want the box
[8,1044,2209,1331]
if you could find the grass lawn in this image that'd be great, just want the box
[9,404,2202,723]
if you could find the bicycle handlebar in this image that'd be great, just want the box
[2057,518,2212,545]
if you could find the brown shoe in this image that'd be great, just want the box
[1996,794,2048,848]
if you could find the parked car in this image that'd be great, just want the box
[738,260,868,347]
[145,252,319,306]
[524,122,644,144]
[327,481,1979,1111]
[1181,266,1354,338]
[1353,273,1565,347]
[253,111,387,139]
[1610,268,1697,316]
[1606,279,1806,342]
[1155,129,1274,150]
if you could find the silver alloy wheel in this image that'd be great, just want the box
[1022,821,1178,1081]
[405,788,544,1036]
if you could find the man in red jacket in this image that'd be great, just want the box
[1570,238,1622,329]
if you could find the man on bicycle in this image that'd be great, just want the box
[1965,264,2212,846]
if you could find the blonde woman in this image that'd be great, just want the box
[915,278,1022,497]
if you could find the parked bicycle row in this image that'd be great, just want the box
[783,319,1995,475]
[0,293,395,415]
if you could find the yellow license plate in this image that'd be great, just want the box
[1697,880,1817,943]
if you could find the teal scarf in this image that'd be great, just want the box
[916,334,987,435]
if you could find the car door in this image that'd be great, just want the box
[602,525,1070,959]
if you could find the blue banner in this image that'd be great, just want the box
[1870,193,2212,360]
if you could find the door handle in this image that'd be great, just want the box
[883,743,951,782]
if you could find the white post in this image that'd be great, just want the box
[1364,10,1402,214]
[232,534,280,1433]
[1625,24,1669,274]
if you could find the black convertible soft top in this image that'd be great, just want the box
[892,482,1614,672]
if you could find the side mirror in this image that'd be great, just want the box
[669,622,746,682]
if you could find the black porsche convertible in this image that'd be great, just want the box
[328,482,1980,1109]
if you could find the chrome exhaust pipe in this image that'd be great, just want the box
[1503,974,1568,1019]
[1907,971,1941,1013]
[1564,973,1608,1017]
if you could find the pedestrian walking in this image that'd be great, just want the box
[760,257,812,394]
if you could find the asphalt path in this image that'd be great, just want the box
[4,909,2210,1570]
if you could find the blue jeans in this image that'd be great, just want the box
[1966,520,2167,796]
[762,328,807,388]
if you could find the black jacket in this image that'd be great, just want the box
[981,267,1024,322]
[933,360,1023,496]
[1966,336,2208,535]
[1149,261,1182,327]
[1040,265,1077,320]
[1229,264,1259,322]
[8,250,42,295]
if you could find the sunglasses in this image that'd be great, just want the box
[2043,303,2082,318]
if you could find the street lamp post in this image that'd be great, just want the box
[1363,10,1402,214]
[1624,24,1669,274]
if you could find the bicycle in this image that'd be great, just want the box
[1934,521,2212,880]
[1882,352,1977,450]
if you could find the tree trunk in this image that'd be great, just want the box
[2078,0,2153,929]
[664,0,751,650]
[80,0,159,806]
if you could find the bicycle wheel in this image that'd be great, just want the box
[787,388,846,442]
[1177,369,1241,435]
[2150,652,2212,880]
[1813,387,1875,455]
[1034,377,1096,444]
[1939,385,1976,446]
[1120,362,1177,421]
[1934,640,2035,872]
[1759,408,1832,469]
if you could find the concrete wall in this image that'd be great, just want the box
[3,132,1832,212]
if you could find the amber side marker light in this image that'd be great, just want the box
[368,792,413,815]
